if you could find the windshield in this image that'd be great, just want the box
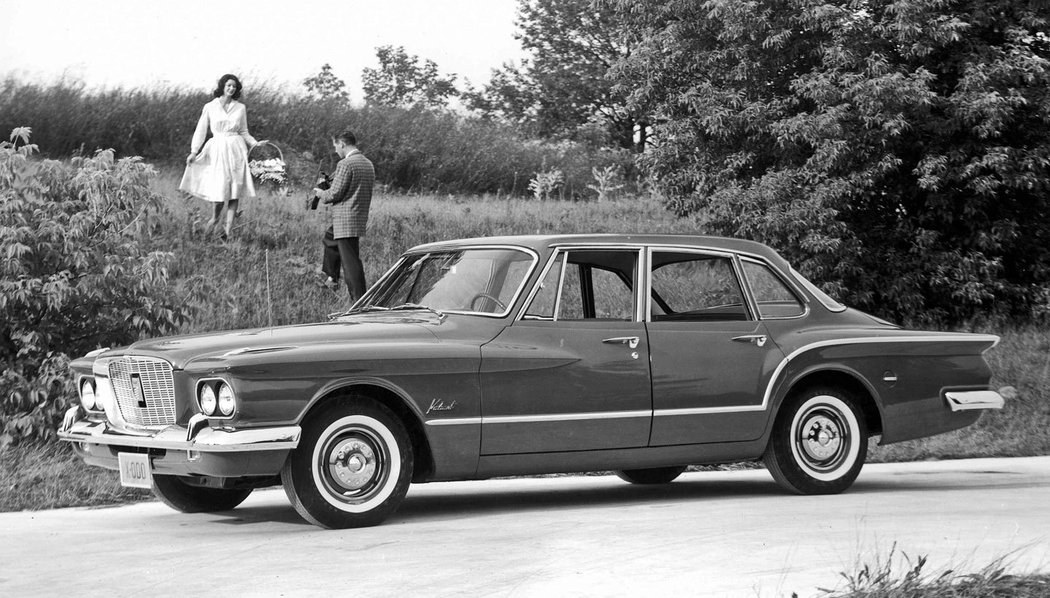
[361,247,536,316]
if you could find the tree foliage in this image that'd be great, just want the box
[1,129,190,445]
[361,46,459,109]
[612,0,1050,324]
[302,63,349,103]
[465,0,645,149]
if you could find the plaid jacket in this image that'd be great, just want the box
[319,149,375,238]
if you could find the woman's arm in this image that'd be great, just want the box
[238,104,259,148]
[189,105,209,156]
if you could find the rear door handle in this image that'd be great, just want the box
[731,334,767,347]
[602,336,640,349]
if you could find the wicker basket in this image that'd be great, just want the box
[248,140,287,186]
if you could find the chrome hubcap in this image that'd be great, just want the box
[317,427,388,503]
[328,438,378,492]
[801,415,841,461]
[794,404,850,472]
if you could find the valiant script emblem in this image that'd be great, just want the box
[426,399,457,414]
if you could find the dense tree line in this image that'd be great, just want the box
[602,0,1050,325]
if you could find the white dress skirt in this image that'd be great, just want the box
[179,98,258,203]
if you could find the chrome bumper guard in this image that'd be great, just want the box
[944,390,1005,412]
[58,407,300,452]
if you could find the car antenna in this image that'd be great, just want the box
[265,248,274,332]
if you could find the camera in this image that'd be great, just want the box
[307,171,332,210]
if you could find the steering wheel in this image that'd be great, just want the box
[469,293,507,312]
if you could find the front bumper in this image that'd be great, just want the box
[58,408,301,452]
[58,407,301,478]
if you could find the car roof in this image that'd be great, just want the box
[409,234,789,268]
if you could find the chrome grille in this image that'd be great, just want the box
[108,357,176,427]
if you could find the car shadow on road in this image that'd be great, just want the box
[209,468,1028,528]
[392,475,784,523]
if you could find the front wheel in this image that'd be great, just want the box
[614,466,687,485]
[152,475,252,513]
[282,396,413,529]
[764,387,868,495]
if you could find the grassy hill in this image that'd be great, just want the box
[2,166,1048,512]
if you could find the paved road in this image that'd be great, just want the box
[1,457,1048,597]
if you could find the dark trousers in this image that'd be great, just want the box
[336,236,366,301]
[321,227,341,280]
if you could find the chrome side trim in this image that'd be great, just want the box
[655,405,764,417]
[58,418,300,452]
[485,409,650,424]
[425,410,651,427]
[945,390,1005,412]
[426,417,483,427]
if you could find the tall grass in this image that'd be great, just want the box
[0,76,633,196]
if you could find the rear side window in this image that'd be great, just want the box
[742,260,805,318]
[650,252,748,321]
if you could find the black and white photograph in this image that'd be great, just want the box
[2,0,1049,596]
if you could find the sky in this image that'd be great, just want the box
[0,0,524,100]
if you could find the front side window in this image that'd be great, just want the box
[366,248,534,315]
[650,252,748,321]
[524,249,637,321]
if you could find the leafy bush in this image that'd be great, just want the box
[0,128,190,445]
[614,0,1050,325]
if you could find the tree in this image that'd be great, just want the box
[361,46,458,109]
[466,0,646,150]
[302,63,349,103]
[612,0,1050,325]
[1,129,190,444]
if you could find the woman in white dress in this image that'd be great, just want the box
[179,74,260,240]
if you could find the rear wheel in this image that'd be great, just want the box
[282,396,413,529]
[152,475,252,513]
[614,466,687,485]
[764,387,867,495]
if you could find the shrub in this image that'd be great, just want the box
[0,128,190,445]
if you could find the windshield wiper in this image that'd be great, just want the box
[390,303,446,318]
[341,303,445,319]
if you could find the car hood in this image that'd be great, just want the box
[104,312,445,370]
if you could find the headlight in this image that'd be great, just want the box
[80,380,96,411]
[199,384,217,416]
[218,383,236,416]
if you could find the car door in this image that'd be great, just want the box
[645,248,795,445]
[479,247,652,454]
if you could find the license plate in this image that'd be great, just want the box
[118,452,153,489]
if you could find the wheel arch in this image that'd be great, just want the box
[301,379,435,482]
[773,367,884,437]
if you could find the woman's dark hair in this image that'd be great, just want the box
[213,74,243,100]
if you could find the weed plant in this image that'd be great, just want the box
[821,544,1050,597]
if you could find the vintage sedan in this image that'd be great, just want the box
[59,234,1004,528]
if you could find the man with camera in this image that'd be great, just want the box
[311,129,375,302]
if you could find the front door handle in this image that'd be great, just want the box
[602,336,640,349]
[731,334,767,347]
